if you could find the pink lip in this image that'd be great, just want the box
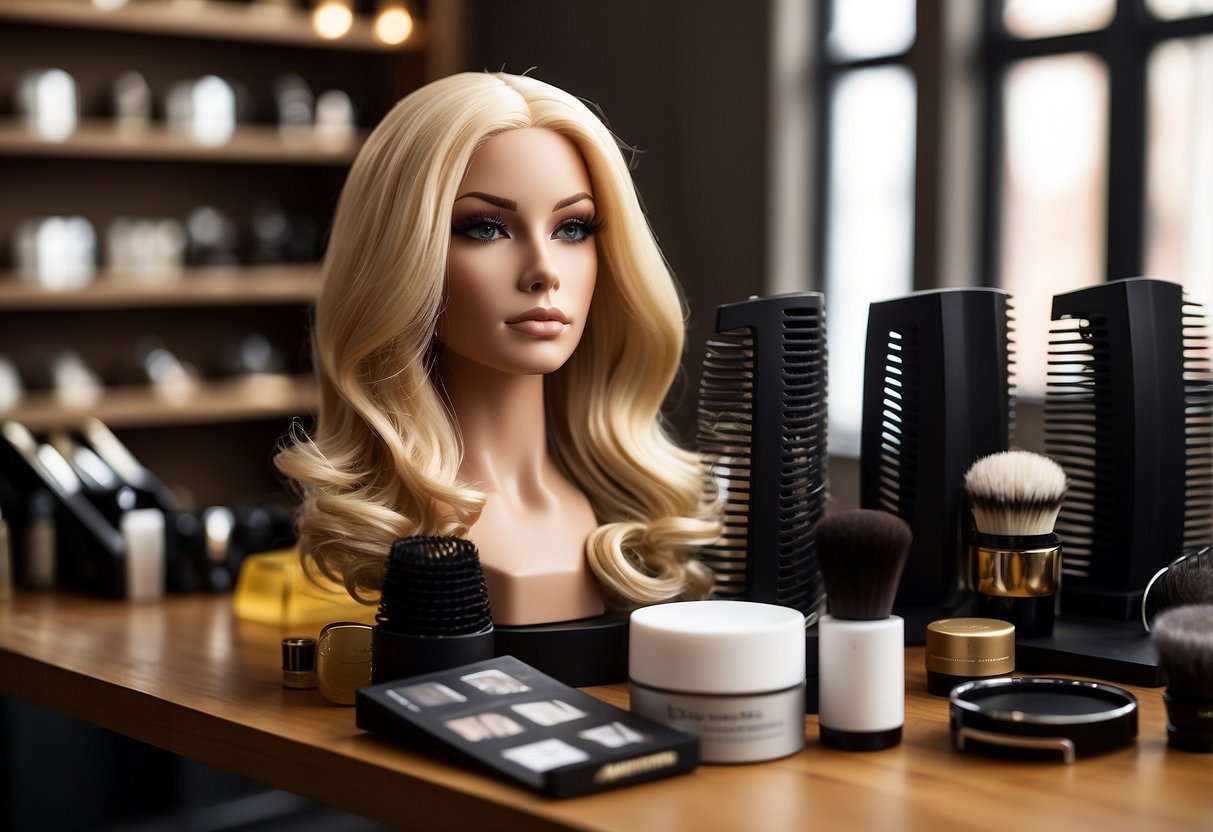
[508,307,571,325]
[506,307,570,338]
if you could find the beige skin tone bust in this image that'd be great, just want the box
[437,127,605,626]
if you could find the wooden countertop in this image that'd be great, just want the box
[0,592,1209,831]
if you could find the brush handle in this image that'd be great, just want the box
[818,615,903,750]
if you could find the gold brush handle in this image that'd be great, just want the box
[970,545,1061,597]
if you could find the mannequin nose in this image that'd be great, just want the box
[519,238,560,293]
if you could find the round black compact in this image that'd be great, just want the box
[949,677,1138,763]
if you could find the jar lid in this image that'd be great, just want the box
[925,618,1015,676]
[629,601,805,694]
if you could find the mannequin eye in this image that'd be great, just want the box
[553,216,604,243]
[452,216,508,242]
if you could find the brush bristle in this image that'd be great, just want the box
[377,536,492,636]
[1153,604,1213,699]
[1145,548,1213,629]
[964,450,1068,536]
[814,509,911,620]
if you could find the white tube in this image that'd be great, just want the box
[122,508,165,601]
[818,614,904,749]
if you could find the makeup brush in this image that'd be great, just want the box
[965,450,1068,637]
[371,535,495,683]
[815,508,912,750]
[1151,604,1213,752]
[1142,546,1213,632]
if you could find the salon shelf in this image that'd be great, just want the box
[0,0,427,53]
[0,265,318,310]
[3,374,317,432]
[0,120,366,165]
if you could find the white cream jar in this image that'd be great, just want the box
[628,601,806,763]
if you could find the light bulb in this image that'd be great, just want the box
[374,5,413,45]
[312,0,353,39]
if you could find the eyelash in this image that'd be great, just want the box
[451,213,605,243]
[557,214,605,243]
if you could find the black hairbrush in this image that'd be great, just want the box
[371,535,495,683]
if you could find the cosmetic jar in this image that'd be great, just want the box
[281,636,316,690]
[925,618,1015,696]
[628,601,806,763]
[316,622,373,705]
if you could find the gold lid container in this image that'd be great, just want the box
[925,618,1016,677]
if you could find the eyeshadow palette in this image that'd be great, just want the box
[355,655,699,797]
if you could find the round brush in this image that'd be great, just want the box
[370,535,495,684]
[815,508,912,751]
[1141,546,1213,633]
[1152,604,1213,752]
[964,450,1068,638]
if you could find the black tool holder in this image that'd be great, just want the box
[859,289,1014,642]
[696,292,829,619]
[1016,278,1213,688]
[1046,277,1212,620]
[695,293,828,711]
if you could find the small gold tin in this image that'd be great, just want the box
[925,618,1015,697]
[316,621,373,706]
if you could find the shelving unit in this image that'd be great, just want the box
[0,0,453,508]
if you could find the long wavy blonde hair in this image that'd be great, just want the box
[275,71,719,608]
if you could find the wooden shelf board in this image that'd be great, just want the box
[0,265,319,309]
[0,0,427,53]
[0,120,366,164]
[2,375,317,431]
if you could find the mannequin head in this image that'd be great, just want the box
[276,72,718,605]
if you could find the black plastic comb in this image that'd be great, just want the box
[695,293,828,623]
[859,288,1014,637]
[1046,277,1213,620]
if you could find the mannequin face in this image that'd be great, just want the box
[439,127,599,377]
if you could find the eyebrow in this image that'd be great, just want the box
[454,191,516,210]
[453,191,595,212]
[552,192,594,211]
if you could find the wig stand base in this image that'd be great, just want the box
[1016,615,1162,687]
[493,613,627,687]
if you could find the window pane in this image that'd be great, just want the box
[827,0,915,61]
[1145,36,1213,308]
[1000,53,1108,399]
[824,67,916,455]
[1002,0,1114,38]
[1147,0,1213,20]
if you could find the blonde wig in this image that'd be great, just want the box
[275,71,720,607]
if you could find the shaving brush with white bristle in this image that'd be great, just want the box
[964,451,1069,638]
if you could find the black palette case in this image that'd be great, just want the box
[355,655,699,797]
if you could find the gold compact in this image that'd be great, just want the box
[316,622,373,705]
[925,618,1015,697]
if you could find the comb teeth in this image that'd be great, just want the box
[695,298,828,622]
[874,327,921,520]
[1044,313,1107,578]
[1182,297,1213,548]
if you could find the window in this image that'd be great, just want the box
[807,0,1213,452]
